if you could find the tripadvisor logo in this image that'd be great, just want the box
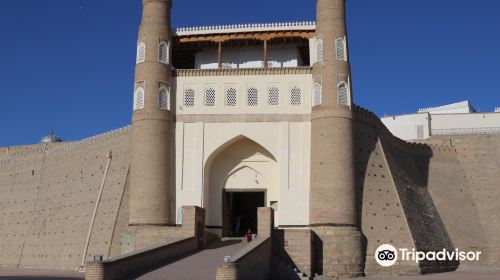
[375,244,481,267]
[375,244,398,267]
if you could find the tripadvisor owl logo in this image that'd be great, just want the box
[375,244,398,267]
[375,244,482,267]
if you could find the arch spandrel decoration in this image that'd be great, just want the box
[223,165,266,191]
[203,134,278,168]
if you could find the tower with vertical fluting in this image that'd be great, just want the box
[129,0,174,226]
[310,0,364,277]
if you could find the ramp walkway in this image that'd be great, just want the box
[136,238,245,280]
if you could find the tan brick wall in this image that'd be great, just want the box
[85,205,205,280]
[354,108,458,275]
[121,206,205,253]
[382,139,458,274]
[273,229,313,276]
[310,0,358,229]
[422,135,500,268]
[107,173,130,258]
[352,105,499,275]
[0,128,131,270]
[257,207,273,237]
[311,226,365,278]
[129,0,175,226]
[124,226,187,253]
[355,126,418,276]
[215,264,239,280]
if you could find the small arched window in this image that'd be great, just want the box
[337,82,350,106]
[313,82,322,107]
[133,87,145,110]
[247,87,258,106]
[159,86,170,110]
[158,40,170,64]
[336,37,347,61]
[316,37,323,63]
[290,87,302,106]
[184,89,195,107]
[225,87,237,107]
[136,42,146,64]
[205,88,216,107]
[268,86,279,106]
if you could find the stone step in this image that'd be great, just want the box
[272,255,312,280]
[298,272,311,280]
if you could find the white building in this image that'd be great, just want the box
[381,100,500,140]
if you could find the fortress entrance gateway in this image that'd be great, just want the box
[204,136,280,236]
[222,191,265,236]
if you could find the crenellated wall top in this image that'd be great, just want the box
[0,125,131,165]
[352,104,456,155]
[175,21,316,36]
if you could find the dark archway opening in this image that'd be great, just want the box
[222,191,265,237]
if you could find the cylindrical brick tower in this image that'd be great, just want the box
[310,0,364,277]
[129,0,174,226]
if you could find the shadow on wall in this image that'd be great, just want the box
[382,141,458,273]
[271,229,312,279]
[271,229,367,277]
[311,231,368,276]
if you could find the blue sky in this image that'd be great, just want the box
[0,0,499,146]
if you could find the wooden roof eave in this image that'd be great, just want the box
[174,30,315,44]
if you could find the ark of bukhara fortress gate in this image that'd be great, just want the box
[0,0,499,278]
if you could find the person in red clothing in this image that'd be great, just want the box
[245,229,253,242]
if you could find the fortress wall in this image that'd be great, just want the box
[107,173,130,258]
[0,143,67,161]
[354,121,418,276]
[353,105,458,275]
[0,149,45,267]
[0,127,131,271]
[107,179,196,256]
[422,135,500,267]
[452,135,500,266]
[380,140,457,273]
[83,132,131,263]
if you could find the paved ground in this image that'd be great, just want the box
[0,239,246,280]
[349,269,500,280]
[0,268,83,279]
[0,258,497,280]
[136,238,246,280]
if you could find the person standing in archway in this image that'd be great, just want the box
[234,214,241,235]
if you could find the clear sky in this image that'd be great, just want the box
[0,0,499,147]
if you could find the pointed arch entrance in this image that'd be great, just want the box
[204,136,279,236]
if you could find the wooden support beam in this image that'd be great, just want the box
[217,41,222,69]
[263,39,268,68]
